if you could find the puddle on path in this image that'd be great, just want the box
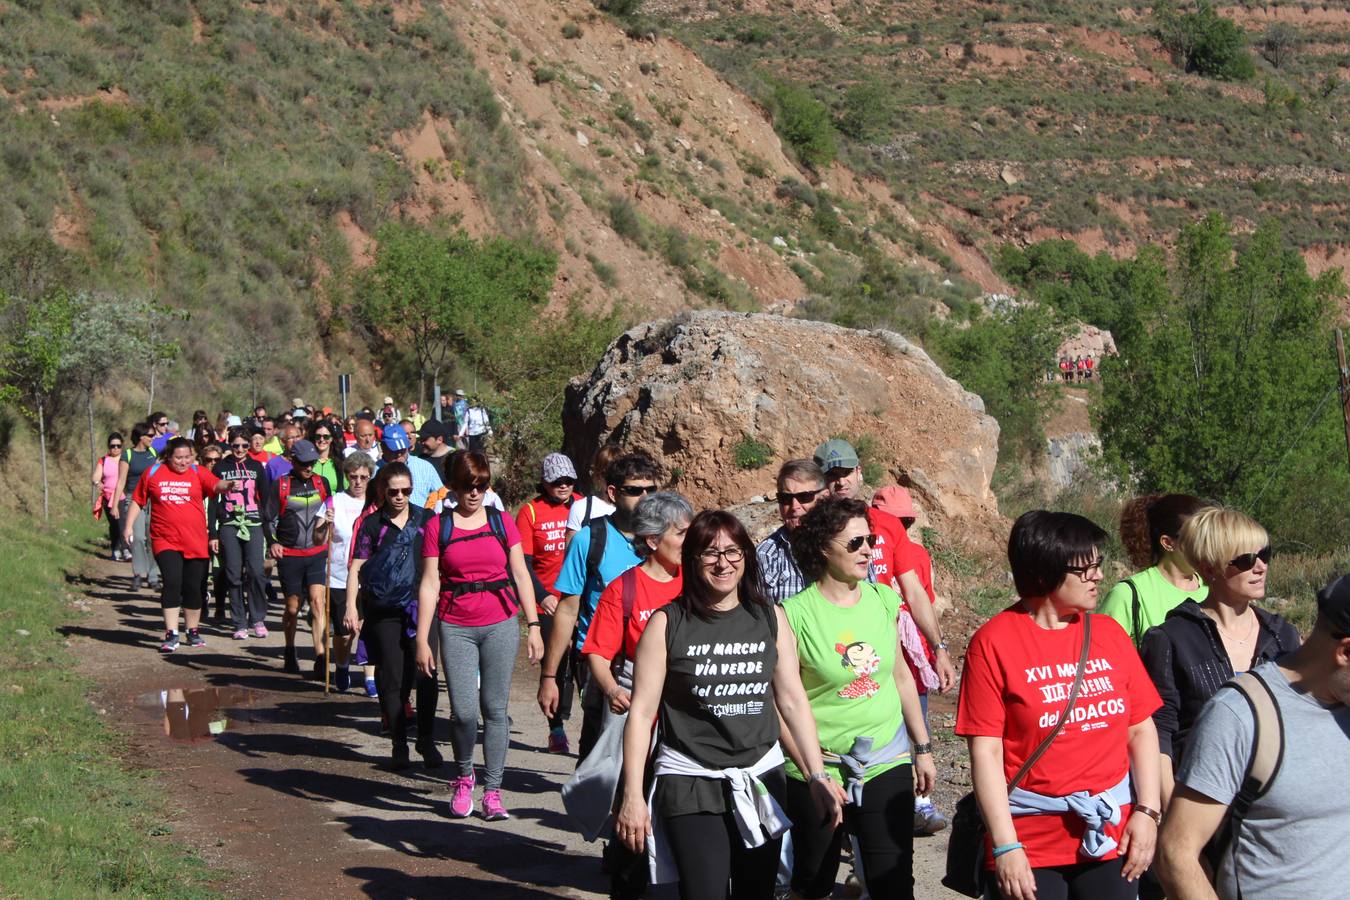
[133,687,264,743]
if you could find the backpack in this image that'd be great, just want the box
[275,474,330,546]
[1203,670,1285,881]
[360,508,430,613]
[584,516,609,595]
[436,507,517,613]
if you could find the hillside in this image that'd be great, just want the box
[650,0,1350,286]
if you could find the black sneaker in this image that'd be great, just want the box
[283,650,301,674]
[160,631,179,653]
[416,739,444,769]
[185,629,206,648]
[312,654,327,682]
[391,741,411,770]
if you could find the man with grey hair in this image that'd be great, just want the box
[757,459,827,602]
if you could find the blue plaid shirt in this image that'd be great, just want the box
[757,526,806,603]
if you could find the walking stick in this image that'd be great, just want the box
[324,529,333,696]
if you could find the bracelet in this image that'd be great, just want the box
[992,842,1024,859]
[912,742,933,755]
[808,771,832,783]
[1132,804,1162,826]
[539,672,559,680]
[526,621,541,628]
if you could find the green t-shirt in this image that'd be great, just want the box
[782,581,909,785]
[1099,565,1208,645]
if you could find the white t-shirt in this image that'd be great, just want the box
[432,489,505,515]
[343,444,381,462]
[565,494,615,532]
[329,492,367,589]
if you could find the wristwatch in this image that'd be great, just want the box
[913,742,933,755]
[936,640,949,652]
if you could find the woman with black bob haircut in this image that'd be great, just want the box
[782,497,936,899]
[615,510,845,900]
[956,510,1163,900]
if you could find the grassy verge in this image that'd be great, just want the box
[0,508,215,897]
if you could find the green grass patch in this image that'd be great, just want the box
[733,435,773,470]
[0,508,215,897]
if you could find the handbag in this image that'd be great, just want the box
[943,614,1094,897]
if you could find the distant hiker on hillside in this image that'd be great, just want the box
[1059,356,1071,383]
[407,402,426,432]
[458,399,492,453]
[452,389,469,446]
[94,432,126,560]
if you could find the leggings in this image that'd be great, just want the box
[219,524,268,629]
[103,499,122,554]
[122,497,160,580]
[984,857,1133,900]
[663,768,786,900]
[363,611,439,744]
[539,615,575,729]
[786,763,914,899]
[155,551,206,611]
[439,616,519,790]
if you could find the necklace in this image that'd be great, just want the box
[1212,611,1258,646]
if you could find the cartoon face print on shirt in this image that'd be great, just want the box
[836,639,882,699]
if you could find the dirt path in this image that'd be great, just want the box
[66,552,960,898]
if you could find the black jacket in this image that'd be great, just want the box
[1139,599,1300,761]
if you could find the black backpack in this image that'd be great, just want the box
[360,508,431,613]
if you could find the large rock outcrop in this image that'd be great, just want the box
[562,312,1004,544]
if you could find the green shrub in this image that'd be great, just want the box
[733,435,773,469]
[532,66,557,85]
[1154,1,1255,81]
[607,194,646,246]
[772,82,837,168]
[562,21,582,39]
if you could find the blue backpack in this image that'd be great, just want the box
[361,507,431,613]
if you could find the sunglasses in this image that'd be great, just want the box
[313,434,332,441]
[109,443,123,449]
[835,534,879,553]
[776,489,822,506]
[230,442,249,449]
[548,478,576,488]
[464,481,490,493]
[155,420,168,427]
[618,484,655,497]
[1229,546,1272,572]
[348,473,371,482]
[387,486,413,497]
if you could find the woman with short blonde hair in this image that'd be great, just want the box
[1140,506,1299,806]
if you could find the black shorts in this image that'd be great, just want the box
[330,587,351,636]
[278,552,327,598]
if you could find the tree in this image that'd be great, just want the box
[1154,1,1255,81]
[1258,23,1301,70]
[772,83,838,169]
[61,294,135,493]
[1097,215,1346,548]
[0,289,77,522]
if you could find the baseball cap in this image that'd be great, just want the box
[1316,574,1350,635]
[381,423,411,451]
[290,440,320,464]
[814,438,860,471]
[541,453,577,483]
[292,407,308,419]
[871,485,915,521]
[226,415,242,427]
[419,419,449,440]
[322,406,332,415]
[291,397,304,408]
[454,389,466,397]
[382,396,395,406]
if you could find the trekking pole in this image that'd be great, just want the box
[324,537,333,696]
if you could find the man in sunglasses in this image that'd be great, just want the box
[539,451,657,760]
[1158,574,1350,900]
[376,423,440,508]
[416,419,455,481]
[517,453,583,754]
[757,458,827,602]
[263,439,334,677]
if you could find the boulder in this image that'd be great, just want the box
[562,312,1004,545]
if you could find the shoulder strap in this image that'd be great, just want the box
[1227,670,1286,817]
[582,495,594,526]
[1125,578,1142,645]
[620,567,638,621]
[278,474,291,510]
[486,506,511,558]
[1008,614,1093,791]
[527,501,537,526]
[585,517,608,586]
[312,474,329,502]
[438,510,454,555]
[147,461,162,479]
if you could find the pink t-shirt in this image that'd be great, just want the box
[100,455,120,504]
[421,512,522,627]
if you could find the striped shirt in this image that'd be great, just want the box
[757,526,806,603]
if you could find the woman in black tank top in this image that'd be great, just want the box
[615,510,845,899]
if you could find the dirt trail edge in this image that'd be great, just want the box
[69,552,956,898]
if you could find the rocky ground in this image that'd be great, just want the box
[67,551,968,898]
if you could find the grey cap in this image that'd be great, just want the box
[813,438,859,471]
[541,453,577,483]
[290,439,320,464]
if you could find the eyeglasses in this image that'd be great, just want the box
[313,434,332,442]
[1229,546,1272,572]
[618,484,655,497]
[1065,558,1105,579]
[387,486,413,497]
[548,478,576,488]
[776,489,822,506]
[699,546,745,565]
[834,534,879,553]
[230,442,249,449]
[348,473,371,482]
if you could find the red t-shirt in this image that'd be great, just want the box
[581,566,683,661]
[421,512,523,627]
[867,507,912,589]
[132,463,220,559]
[956,608,1161,868]
[247,449,272,465]
[515,494,580,595]
[893,535,939,692]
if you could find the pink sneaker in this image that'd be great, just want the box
[448,775,475,819]
[252,623,269,638]
[481,789,509,822]
[232,629,249,641]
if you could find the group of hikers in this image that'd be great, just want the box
[1052,355,1098,383]
[91,398,1348,900]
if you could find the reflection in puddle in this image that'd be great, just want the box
[133,687,262,743]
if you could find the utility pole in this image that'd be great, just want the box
[1336,329,1350,472]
